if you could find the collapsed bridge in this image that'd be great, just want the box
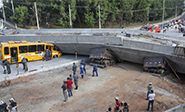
[1,29,185,74]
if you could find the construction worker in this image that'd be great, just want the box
[72,62,77,74]
[146,90,155,111]
[9,98,17,111]
[61,81,68,102]
[0,101,8,112]
[146,82,153,100]
[3,59,11,74]
[2,59,6,74]
[48,49,52,60]
[92,63,98,77]
[45,49,51,61]
[114,97,121,112]
[73,72,78,90]
[21,57,28,72]
[81,60,86,74]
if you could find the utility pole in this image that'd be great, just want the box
[98,5,101,29]
[69,5,72,28]
[147,7,149,25]
[175,6,177,18]
[11,0,15,17]
[34,2,40,30]
[2,5,6,23]
[162,0,165,31]
[11,0,17,29]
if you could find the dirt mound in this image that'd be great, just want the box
[0,62,184,112]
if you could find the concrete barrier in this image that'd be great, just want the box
[164,103,185,112]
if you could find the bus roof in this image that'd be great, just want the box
[1,41,53,46]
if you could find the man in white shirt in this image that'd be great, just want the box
[147,90,155,112]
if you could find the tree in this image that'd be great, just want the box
[134,0,152,23]
[150,0,162,21]
[10,6,29,27]
[84,0,98,28]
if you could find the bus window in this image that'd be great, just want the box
[38,45,44,51]
[19,46,27,53]
[54,45,60,51]
[4,47,9,55]
[46,46,51,50]
[29,45,36,52]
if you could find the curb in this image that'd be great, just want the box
[0,58,88,82]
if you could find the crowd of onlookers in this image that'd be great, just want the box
[140,19,185,34]
[61,60,98,102]
[106,82,155,112]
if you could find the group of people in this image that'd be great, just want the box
[107,82,155,112]
[106,97,129,112]
[2,57,28,74]
[146,82,155,112]
[61,60,99,102]
[1,48,52,74]
[61,62,80,102]
[0,98,17,112]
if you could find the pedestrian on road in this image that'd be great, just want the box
[65,77,73,97]
[0,101,8,112]
[45,49,51,61]
[80,63,85,78]
[72,62,77,74]
[81,60,86,74]
[21,57,28,72]
[69,74,72,80]
[9,98,17,112]
[92,63,98,77]
[61,81,68,102]
[123,102,129,112]
[114,97,121,112]
[146,82,153,100]
[147,90,155,111]
[73,72,78,90]
[3,59,11,74]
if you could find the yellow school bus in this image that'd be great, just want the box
[0,41,62,63]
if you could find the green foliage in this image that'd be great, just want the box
[10,6,29,26]
[5,0,185,28]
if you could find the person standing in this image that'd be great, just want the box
[81,60,86,74]
[45,49,51,61]
[65,77,73,97]
[123,102,129,112]
[48,49,52,60]
[92,63,98,77]
[72,62,77,74]
[146,82,153,100]
[3,59,11,74]
[21,57,28,72]
[147,90,155,112]
[73,73,78,90]
[61,81,68,102]
[80,63,85,78]
[0,101,8,112]
[69,74,72,80]
[114,97,121,112]
[9,98,17,112]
